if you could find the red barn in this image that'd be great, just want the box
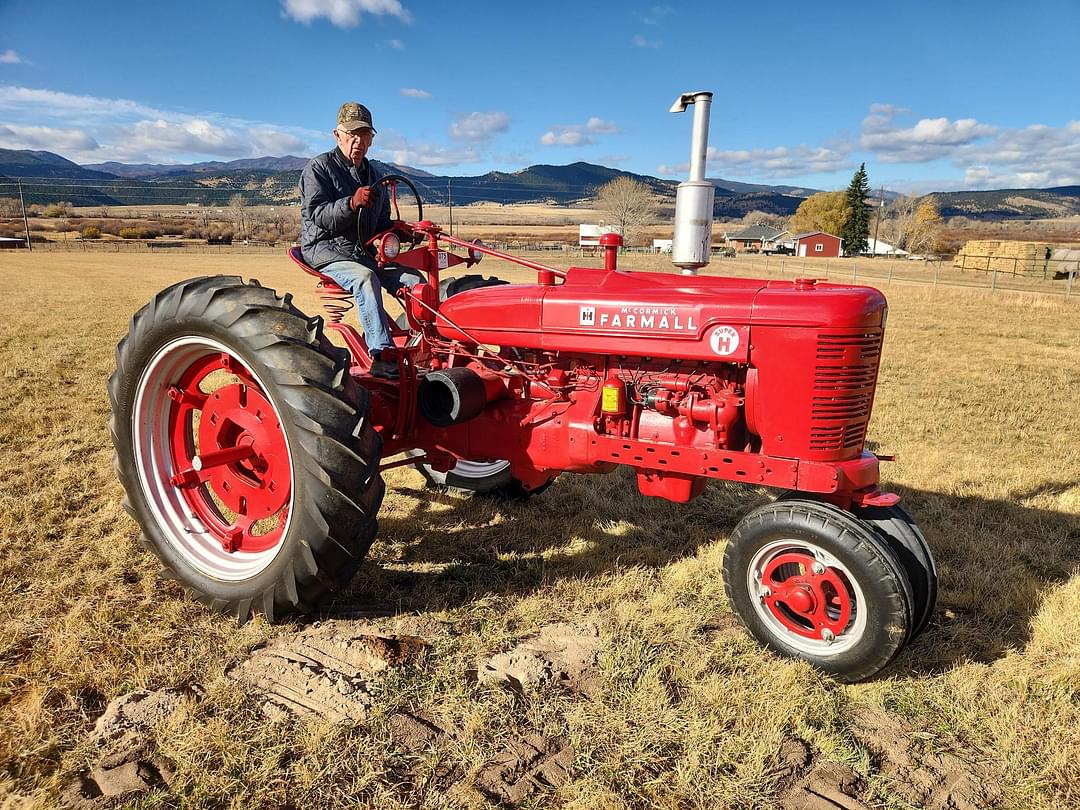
[793,231,842,258]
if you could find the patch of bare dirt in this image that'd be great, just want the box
[449,734,573,807]
[773,705,1002,810]
[476,623,601,696]
[848,705,1002,810]
[60,687,195,808]
[229,620,428,723]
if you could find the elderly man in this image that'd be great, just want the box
[299,101,421,379]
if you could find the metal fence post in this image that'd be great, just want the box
[825,261,830,279]
[887,264,894,285]
[991,268,998,292]
[852,262,857,283]
[933,262,939,289]
[1067,271,1075,300]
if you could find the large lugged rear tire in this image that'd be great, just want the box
[722,499,914,682]
[108,276,385,621]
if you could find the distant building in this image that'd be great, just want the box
[725,225,787,253]
[864,238,908,257]
[579,223,618,251]
[652,239,673,253]
[0,236,27,250]
[792,231,842,258]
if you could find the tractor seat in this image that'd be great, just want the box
[287,246,347,291]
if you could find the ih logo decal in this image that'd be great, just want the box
[709,325,740,356]
[579,306,596,326]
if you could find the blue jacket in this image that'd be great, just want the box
[299,147,392,269]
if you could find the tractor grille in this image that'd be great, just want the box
[809,331,882,453]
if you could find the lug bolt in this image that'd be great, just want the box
[760,587,772,599]
[812,562,825,575]
[821,629,835,643]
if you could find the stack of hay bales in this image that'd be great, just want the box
[953,240,1053,276]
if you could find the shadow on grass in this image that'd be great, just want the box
[321,468,1080,680]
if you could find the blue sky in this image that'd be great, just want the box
[1,0,1078,192]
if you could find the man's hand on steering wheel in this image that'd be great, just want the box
[349,186,374,211]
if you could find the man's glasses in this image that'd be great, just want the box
[336,128,374,143]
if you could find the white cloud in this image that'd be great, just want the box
[586,117,619,133]
[631,34,662,48]
[954,121,1080,188]
[861,103,996,163]
[0,123,99,152]
[0,50,22,65]
[0,85,164,119]
[448,111,509,141]
[540,117,619,146]
[540,128,594,146]
[373,132,478,167]
[0,84,322,163]
[387,38,405,49]
[400,87,432,100]
[281,0,412,27]
[659,145,851,178]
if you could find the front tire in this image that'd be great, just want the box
[723,499,913,682]
[108,276,385,621]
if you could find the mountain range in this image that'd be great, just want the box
[2,148,1079,220]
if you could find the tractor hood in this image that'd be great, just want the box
[435,266,886,362]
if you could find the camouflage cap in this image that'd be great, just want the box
[336,102,376,133]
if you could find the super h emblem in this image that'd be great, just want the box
[710,325,740,356]
[579,306,596,326]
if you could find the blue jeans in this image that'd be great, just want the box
[320,260,424,354]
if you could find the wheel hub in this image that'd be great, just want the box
[759,551,852,641]
[197,383,290,518]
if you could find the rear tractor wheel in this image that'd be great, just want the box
[722,499,914,682]
[108,276,385,621]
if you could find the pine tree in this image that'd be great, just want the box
[840,163,871,256]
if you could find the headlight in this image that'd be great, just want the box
[381,232,401,260]
[469,239,484,263]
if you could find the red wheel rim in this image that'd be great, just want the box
[165,351,291,554]
[759,551,852,640]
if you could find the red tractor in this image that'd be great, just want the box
[108,94,935,682]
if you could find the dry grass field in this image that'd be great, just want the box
[0,248,1078,808]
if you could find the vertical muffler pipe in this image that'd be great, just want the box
[670,91,715,275]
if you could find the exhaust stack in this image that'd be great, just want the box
[669,91,715,275]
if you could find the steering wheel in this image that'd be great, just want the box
[376,173,423,233]
[362,173,425,266]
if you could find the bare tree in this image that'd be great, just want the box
[594,177,657,245]
[229,194,248,241]
[0,198,21,217]
[883,196,943,254]
[741,209,788,230]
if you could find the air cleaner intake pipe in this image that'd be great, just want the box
[418,367,497,427]
[670,91,715,275]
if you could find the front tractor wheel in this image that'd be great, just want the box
[722,500,914,682]
[108,276,385,621]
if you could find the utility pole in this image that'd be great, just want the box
[17,179,32,252]
[872,184,884,258]
[447,179,453,236]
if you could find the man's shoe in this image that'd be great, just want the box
[370,357,400,380]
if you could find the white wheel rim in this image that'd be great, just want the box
[746,539,868,657]
[448,459,511,480]
[131,336,294,581]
